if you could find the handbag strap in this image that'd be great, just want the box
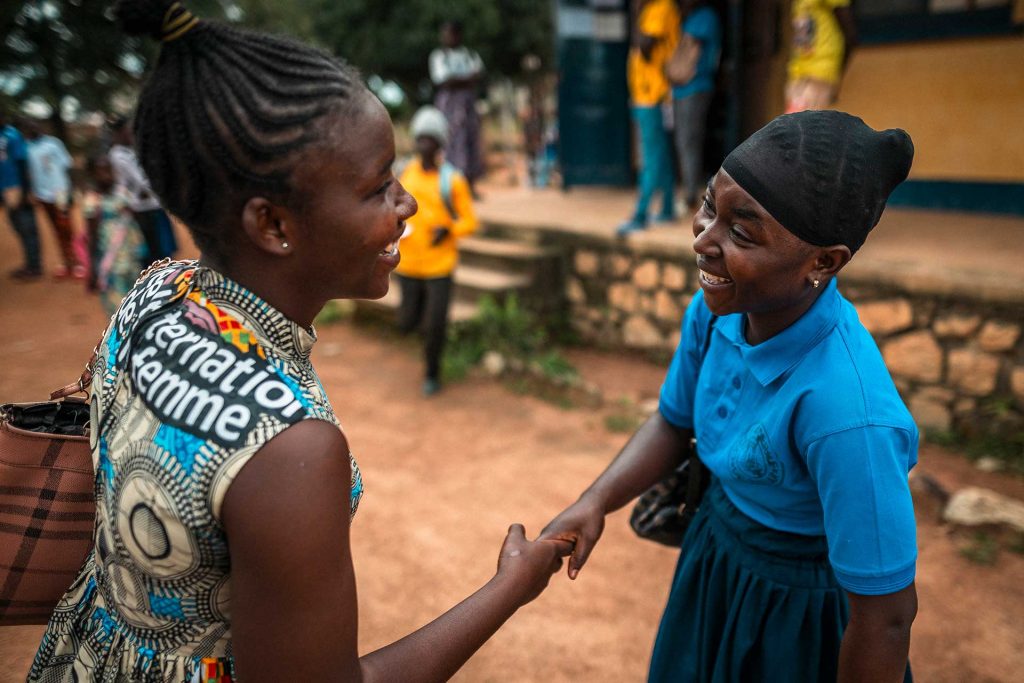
[49,258,177,401]
[683,312,718,508]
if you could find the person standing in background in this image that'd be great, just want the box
[617,0,681,236]
[83,153,144,315]
[108,115,177,267]
[785,0,857,113]
[671,0,721,214]
[24,119,83,279]
[430,20,485,197]
[0,110,42,280]
[396,106,478,397]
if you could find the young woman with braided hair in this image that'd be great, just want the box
[28,2,570,681]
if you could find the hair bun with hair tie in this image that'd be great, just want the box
[115,0,199,42]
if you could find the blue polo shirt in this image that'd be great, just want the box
[672,6,721,99]
[659,280,918,595]
[0,125,28,190]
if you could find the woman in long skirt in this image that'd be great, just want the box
[542,110,918,682]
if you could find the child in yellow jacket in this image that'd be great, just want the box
[396,106,478,395]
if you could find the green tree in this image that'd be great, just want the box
[1,1,128,140]
[311,0,554,102]
[0,1,234,140]
[0,0,554,138]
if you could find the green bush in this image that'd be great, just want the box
[442,294,576,384]
[959,531,1000,566]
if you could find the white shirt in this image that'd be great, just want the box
[429,47,484,86]
[109,144,161,212]
[26,135,72,204]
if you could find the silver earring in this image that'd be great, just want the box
[812,279,820,289]
[281,242,289,249]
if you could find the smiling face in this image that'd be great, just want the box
[692,169,847,344]
[286,94,417,301]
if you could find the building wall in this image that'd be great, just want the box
[835,36,1024,183]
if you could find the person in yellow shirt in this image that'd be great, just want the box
[619,0,681,235]
[396,105,478,396]
[785,0,858,113]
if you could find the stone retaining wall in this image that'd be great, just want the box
[556,235,1024,440]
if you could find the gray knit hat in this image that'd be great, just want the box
[722,110,914,254]
[410,105,449,147]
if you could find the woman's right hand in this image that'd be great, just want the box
[495,524,573,606]
[538,494,606,580]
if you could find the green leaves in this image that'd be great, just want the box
[0,0,553,133]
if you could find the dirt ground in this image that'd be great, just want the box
[1,213,1023,682]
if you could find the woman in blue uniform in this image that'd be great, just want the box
[542,110,918,682]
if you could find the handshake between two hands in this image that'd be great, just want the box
[494,495,607,605]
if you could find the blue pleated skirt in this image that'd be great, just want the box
[648,480,864,682]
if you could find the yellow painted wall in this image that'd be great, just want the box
[834,36,1024,183]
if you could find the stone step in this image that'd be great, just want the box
[478,222,548,245]
[453,265,533,293]
[356,281,479,323]
[459,236,561,260]
[459,236,564,277]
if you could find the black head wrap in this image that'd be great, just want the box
[722,110,914,254]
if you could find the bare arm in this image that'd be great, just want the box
[837,584,917,683]
[834,6,858,73]
[224,420,570,682]
[582,411,689,513]
[86,214,100,289]
[539,412,689,577]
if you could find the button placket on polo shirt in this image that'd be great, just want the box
[698,350,744,451]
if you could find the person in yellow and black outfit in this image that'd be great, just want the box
[785,0,858,113]
[396,106,478,396]
[618,0,681,236]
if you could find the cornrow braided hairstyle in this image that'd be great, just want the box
[115,0,364,259]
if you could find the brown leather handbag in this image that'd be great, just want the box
[0,260,178,625]
[0,371,96,625]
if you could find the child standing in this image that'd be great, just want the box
[395,105,478,396]
[84,154,144,315]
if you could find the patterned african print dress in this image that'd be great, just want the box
[28,261,363,682]
[83,188,145,316]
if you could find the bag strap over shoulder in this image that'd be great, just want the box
[700,313,717,361]
[683,312,718,507]
[439,161,459,222]
[48,257,179,401]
